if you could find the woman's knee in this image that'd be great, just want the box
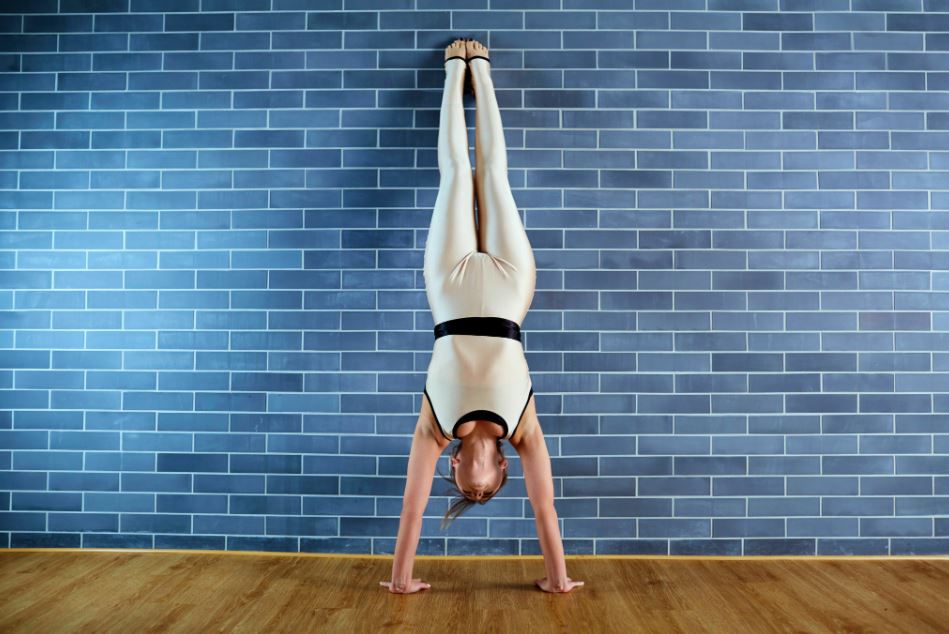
[438,160,473,181]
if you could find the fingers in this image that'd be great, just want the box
[404,578,430,591]
[381,580,429,594]
[533,577,584,593]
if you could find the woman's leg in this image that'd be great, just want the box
[469,47,535,276]
[423,47,477,283]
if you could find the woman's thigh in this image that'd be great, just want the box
[475,167,535,276]
[423,169,477,282]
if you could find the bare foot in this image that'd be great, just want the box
[465,39,489,95]
[445,38,466,66]
[465,38,489,65]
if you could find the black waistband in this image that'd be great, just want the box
[433,316,521,342]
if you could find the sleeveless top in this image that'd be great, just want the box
[423,251,535,442]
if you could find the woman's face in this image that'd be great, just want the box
[451,442,508,501]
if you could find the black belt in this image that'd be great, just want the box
[433,316,521,342]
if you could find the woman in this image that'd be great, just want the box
[380,38,583,595]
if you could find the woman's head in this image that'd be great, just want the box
[438,432,509,529]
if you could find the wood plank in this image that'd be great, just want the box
[1,551,947,633]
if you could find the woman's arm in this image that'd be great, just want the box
[515,410,584,592]
[381,404,445,593]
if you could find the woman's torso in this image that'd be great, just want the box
[423,250,535,442]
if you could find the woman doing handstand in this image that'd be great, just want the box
[380,38,584,595]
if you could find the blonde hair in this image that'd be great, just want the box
[437,437,509,530]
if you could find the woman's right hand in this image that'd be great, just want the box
[379,578,431,594]
[535,576,584,593]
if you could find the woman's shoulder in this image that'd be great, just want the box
[420,391,452,448]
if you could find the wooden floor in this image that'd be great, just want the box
[1,550,947,633]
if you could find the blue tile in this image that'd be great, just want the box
[890,538,949,555]
[712,518,786,538]
[861,517,932,537]
[818,538,888,555]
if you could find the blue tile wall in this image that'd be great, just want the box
[2,2,948,557]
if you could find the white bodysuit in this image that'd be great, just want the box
[423,55,536,442]
[423,253,535,441]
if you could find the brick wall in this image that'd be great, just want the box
[1,1,948,556]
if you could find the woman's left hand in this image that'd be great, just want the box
[380,578,431,594]
[535,576,584,593]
